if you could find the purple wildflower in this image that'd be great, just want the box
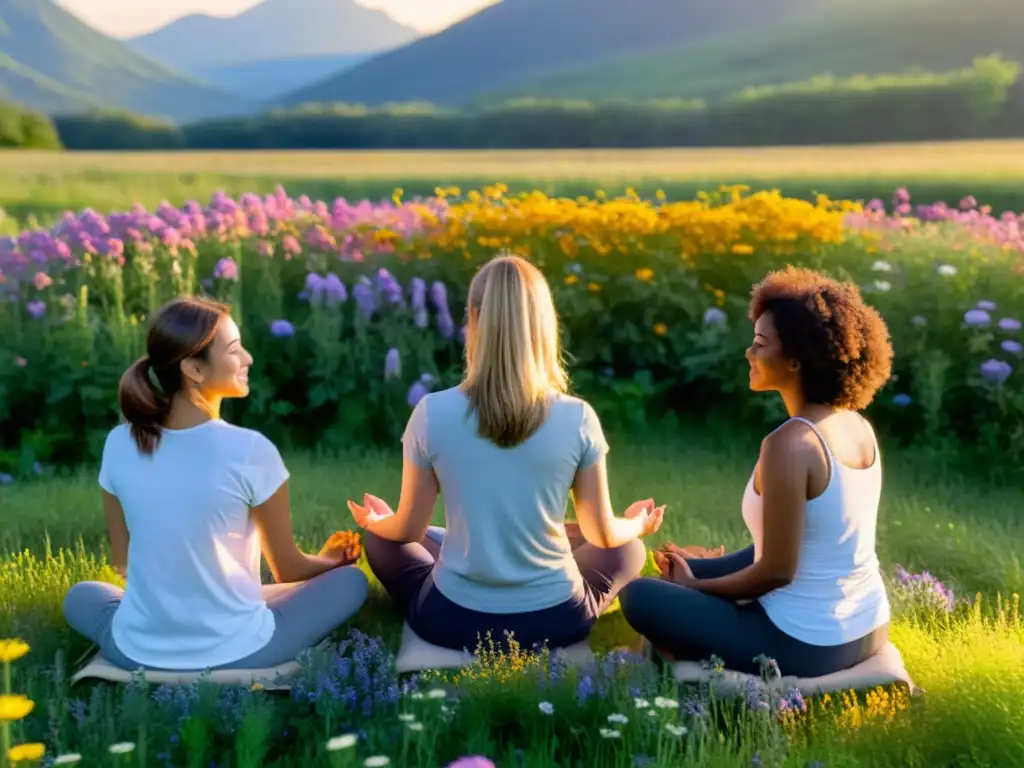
[703,307,727,327]
[892,393,912,407]
[270,319,295,338]
[27,300,45,319]
[964,309,991,327]
[437,311,455,340]
[353,278,378,320]
[446,759,496,768]
[384,348,401,381]
[375,269,403,306]
[304,273,325,304]
[1001,340,1022,355]
[324,273,347,305]
[407,380,430,408]
[0,473,13,485]
[975,300,996,312]
[430,281,450,316]
[980,359,1012,384]
[213,258,239,281]
[998,317,1022,332]
[410,277,428,328]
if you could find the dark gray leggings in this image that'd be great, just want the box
[364,526,647,653]
[618,546,889,678]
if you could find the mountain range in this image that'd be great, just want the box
[1,0,1021,127]
[127,0,417,73]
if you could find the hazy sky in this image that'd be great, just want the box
[57,0,495,37]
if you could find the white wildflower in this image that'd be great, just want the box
[539,701,554,715]
[54,756,83,765]
[874,280,891,292]
[599,728,621,739]
[406,722,424,732]
[937,264,957,277]
[633,697,650,709]
[326,734,358,751]
[871,260,892,272]
[665,723,687,737]
[364,758,391,768]
[108,743,136,755]
[426,688,447,700]
[397,713,415,722]
[654,696,679,709]
[607,713,629,725]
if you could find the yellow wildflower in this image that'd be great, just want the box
[0,640,29,663]
[587,282,600,293]
[635,268,654,281]
[564,275,577,285]
[0,695,34,721]
[8,743,45,762]
[653,323,668,336]
[731,243,754,255]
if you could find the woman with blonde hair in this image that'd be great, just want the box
[349,253,663,652]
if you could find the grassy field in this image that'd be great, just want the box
[3,140,1024,227]
[2,428,1023,766]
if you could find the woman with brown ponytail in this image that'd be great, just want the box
[62,296,369,672]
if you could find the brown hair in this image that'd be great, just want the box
[119,296,231,454]
[748,267,893,411]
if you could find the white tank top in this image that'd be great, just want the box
[741,416,891,646]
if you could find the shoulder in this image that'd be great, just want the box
[208,422,282,463]
[551,392,591,418]
[102,423,133,453]
[760,420,822,466]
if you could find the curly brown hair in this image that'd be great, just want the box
[748,267,893,410]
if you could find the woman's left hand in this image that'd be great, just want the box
[347,494,395,529]
[654,548,697,587]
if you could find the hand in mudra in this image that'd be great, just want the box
[346,493,394,529]
[624,498,666,537]
[676,543,726,559]
[318,530,362,566]
[653,546,697,586]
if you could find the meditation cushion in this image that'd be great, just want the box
[656,641,919,697]
[71,653,299,690]
[394,622,596,674]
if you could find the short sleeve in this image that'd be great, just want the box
[579,401,610,469]
[98,426,121,495]
[243,432,290,507]
[401,398,432,469]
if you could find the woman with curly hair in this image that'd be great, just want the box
[620,266,895,678]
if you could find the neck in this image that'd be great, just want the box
[782,390,837,421]
[165,391,221,430]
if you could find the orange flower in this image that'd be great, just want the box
[635,268,654,281]
[653,323,668,336]
[731,244,754,255]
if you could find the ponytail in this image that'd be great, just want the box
[118,355,171,455]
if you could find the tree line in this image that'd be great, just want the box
[6,55,1022,151]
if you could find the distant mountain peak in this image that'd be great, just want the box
[128,0,419,73]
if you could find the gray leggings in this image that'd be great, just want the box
[619,546,889,678]
[62,565,369,671]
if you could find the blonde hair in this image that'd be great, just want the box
[463,253,569,447]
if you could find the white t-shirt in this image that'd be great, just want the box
[98,419,288,670]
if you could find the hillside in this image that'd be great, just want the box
[277,0,826,107]
[0,0,244,121]
[502,0,1024,104]
[198,55,372,101]
[129,0,418,73]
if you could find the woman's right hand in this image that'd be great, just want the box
[624,499,665,537]
[347,493,395,529]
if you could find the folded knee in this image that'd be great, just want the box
[619,578,665,629]
[332,566,370,608]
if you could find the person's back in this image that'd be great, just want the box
[62,296,368,673]
[349,252,663,652]
[100,419,281,667]
[409,387,604,613]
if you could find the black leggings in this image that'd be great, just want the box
[618,545,889,678]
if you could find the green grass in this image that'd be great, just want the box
[3,141,1024,229]
[2,428,1022,765]
[503,0,1023,105]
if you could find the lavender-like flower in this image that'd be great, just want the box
[270,319,295,338]
[213,258,239,281]
[703,307,727,327]
[975,300,997,312]
[1001,340,1022,356]
[437,311,455,340]
[409,277,428,328]
[998,317,1022,332]
[375,269,403,306]
[324,273,347,305]
[27,300,45,319]
[353,277,378,320]
[964,309,991,327]
[407,380,430,408]
[384,348,401,381]
[430,281,450,315]
[980,358,1012,384]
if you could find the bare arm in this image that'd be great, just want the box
[252,482,345,584]
[669,427,809,600]
[102,491,129,579]
[571,456,660,549]
[355,455,439,543]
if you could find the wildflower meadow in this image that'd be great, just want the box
[1,181,1023,767]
